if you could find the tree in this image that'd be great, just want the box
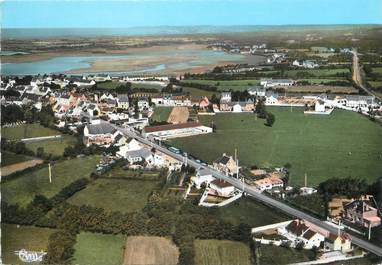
[256,99,267,119]
[265,112,275,127]
[36,147,45,158]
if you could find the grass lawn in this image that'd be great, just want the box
[102,166,164,181]
[96,80,162,91]
[217,197,288,227]
[25,135,78,157]
[151,106,173,123]
[1,151,34,167]
[68,178,162,213]
[1,223,56,265]
[72,232,125,265]
[2,123,60,140]
[2,155,100,207]
[369,81,382,89]
[194,239,252,265]
[257,245,315,265]
[169,108,382,186]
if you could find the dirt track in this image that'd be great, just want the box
[167,107,189,124]
[123,236,179,265]
[1,159,44,176]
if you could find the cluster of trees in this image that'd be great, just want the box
[318,177,369,198]
[1,139,35,156]
[255,99,275,127]
[1,104,55,127]
[161,83,183,94]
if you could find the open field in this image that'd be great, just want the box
[72,232,125,265]
[284,68,350,78]
[194,239,251,265]
[123,236,179,265]
[257,245,315,265]
[369,81,382,89]
[372,67,382,74]
[25,135,78,157]
[2,155,99,207]
[167,106,189,124]
[1,224,56,265]
[182,86,216,99]
[151,106,173,122]
[182,79,261,92]
[68,178,161,213]
[1,151,34,167]
[2,123,60,140]
[217,197,288,227]
[169,108,382,186]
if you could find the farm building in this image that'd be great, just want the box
[142,122,212,139]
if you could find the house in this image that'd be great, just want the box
[248,86,266,97]
[209,179,235,197]
[328,197,352,219]
[213,153,239,176]
[315,100,326,112]
[84,104,101,117]
[232,103,242,113]
[116,138,142,158]
[83,120,119,147]
[343,199,381,228]
[220,92,232,103]
[265,91,279,105]
[292,60,319,69]
[325,233,352,253]
[194,168,214,188]
[281,220,325,249]
[124,148,153,164]
[199,97,210,110]
[142,122,212,139]
[254,175,284,191]
[117,95,129,109]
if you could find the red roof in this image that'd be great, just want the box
[210,179,233,188]
[144,122,202,133]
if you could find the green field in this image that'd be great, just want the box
[257,245,315,265]
[25,135,78,157]
[285,68,350,78]
[68,178,162,213]
[194,239,252,265]
[182,79,261,92]
[1,151,34,167]
[97,80,162,90]
[170,108,382,186]
[2,124,60,140]
[217,197,288,227]
[369,81,382,88]
[2,155,100,207]
[1,224,57,265]
[72,232,125,265]
[183,86,216,99]
[102,166,164,180]
[151,106,173,122]
[372,67,382,74]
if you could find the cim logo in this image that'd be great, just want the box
[14,249,47,263]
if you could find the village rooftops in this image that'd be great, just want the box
[143,122,202,133]
[86,122,116,135]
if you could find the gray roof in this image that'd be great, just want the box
[126,148,152,159]
[86,123,116,135]
[118,95,129,102]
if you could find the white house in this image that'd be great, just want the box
[137,98,150,110]
[265,92,279,105]
[315,100,326,112]
[117,138,142,158]
[194,168,215,189]
[279,220,325,249]
[260,79,295,88]
[232,103,243,113]
[248,86,266,97]
[209,179,235,197]
[220,92,232,103]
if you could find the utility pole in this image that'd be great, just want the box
[368,222,372,241]
[48,163,52,183]
[304,173,307,187]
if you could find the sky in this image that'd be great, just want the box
[2,0,382,28]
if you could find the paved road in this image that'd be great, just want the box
[115,125,382,257]
[352,48,382,101]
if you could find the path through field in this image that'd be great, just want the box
[1,159,44,176]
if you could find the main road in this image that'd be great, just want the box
[352,48,382,101]
[115,125,382,257]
